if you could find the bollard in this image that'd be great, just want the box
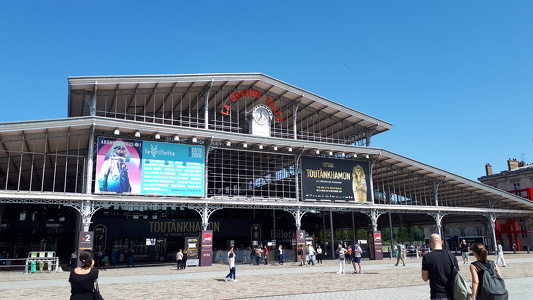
[528,246,530,254]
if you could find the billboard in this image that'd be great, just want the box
[95,137,205,196]
[301,156,371,202]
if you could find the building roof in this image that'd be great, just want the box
[68,73,393,145]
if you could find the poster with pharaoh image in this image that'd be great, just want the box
[95,137,205,196]
[301,156,371,202]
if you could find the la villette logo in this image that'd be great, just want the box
[220,88,285,122]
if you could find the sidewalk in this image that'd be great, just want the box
[1,252,531,299]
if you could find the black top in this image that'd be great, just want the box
[69,268,98,295]
[421,250,458,299]
[461,243,469,252]
[472,260,492,298]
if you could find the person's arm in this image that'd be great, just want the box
[470,263,479,300]
[421,270,429,282]
[494,264,502,278]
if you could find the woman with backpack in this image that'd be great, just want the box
[470,243,507,300]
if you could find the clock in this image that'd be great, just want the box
[252,105,272,125]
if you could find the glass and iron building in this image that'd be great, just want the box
[1,73,532,261]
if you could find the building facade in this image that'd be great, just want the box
[1,74,532,262]
[478,159,533,251]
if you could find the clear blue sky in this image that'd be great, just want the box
[1,1,532,182]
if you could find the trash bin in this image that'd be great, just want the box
[30,260,37,273]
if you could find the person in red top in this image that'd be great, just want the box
[264,246,269,265]
[346,244,353,263]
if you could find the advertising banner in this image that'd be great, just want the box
[77,231,94,267]
[296,230,306,261]
[301,156,371,202]
[367,231,383,260]
[95,137,205,197]
[199,230,213,266]
[78,231,94,251]
[185,237,199,266]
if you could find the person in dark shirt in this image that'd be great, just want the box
[68,250,99,300]
[421,233,458,300]
[460,239,470,264]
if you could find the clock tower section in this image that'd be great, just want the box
[248,105,273,137]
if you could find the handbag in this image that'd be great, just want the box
[93,280,104,300]
[447,251,472,300]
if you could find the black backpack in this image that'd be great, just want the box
[472,261,508,300]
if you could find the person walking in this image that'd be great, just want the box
[316,245,323,264]
[495,241,506,267]
[352,242,363,274]
[69,250,78,270]
[224,246,237,282]
[336,244,346,274]
[68,250,99,300]
[307,244,316,265]
[421,233,459,300]
[255,246,263,265]
[470,243,503,300]
[460,239,470,264]
[176,249,183,270]
[395,242,405,266]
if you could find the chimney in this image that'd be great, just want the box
[508,159,519,171]
[519,161,526,168]
[485,163,493,176]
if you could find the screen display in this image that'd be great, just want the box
[95,137,205,197]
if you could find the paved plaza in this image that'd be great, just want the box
[1,252,532,299]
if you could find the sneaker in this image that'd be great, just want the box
[232,279,238,282]
[224,277,228,282]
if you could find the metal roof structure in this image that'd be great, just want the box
[0,73,532,230]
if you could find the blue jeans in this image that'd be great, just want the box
[309,255,315,265]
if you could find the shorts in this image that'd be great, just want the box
[352,256,361,263]
[461,252,468,259]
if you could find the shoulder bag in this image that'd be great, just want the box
[447,250,472,300]
[93,280,104,300]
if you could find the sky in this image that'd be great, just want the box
[1,1,532,182]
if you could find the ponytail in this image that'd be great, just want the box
[472,243,488,263]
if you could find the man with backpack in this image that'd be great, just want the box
[422,234,458,300]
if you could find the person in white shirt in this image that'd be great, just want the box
[316,245,323,264]
[336,245,346,274]
[496,241,507,267]
[224,246,237,282]
[307,244,316,265]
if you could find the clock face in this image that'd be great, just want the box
[253,107,271,125]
